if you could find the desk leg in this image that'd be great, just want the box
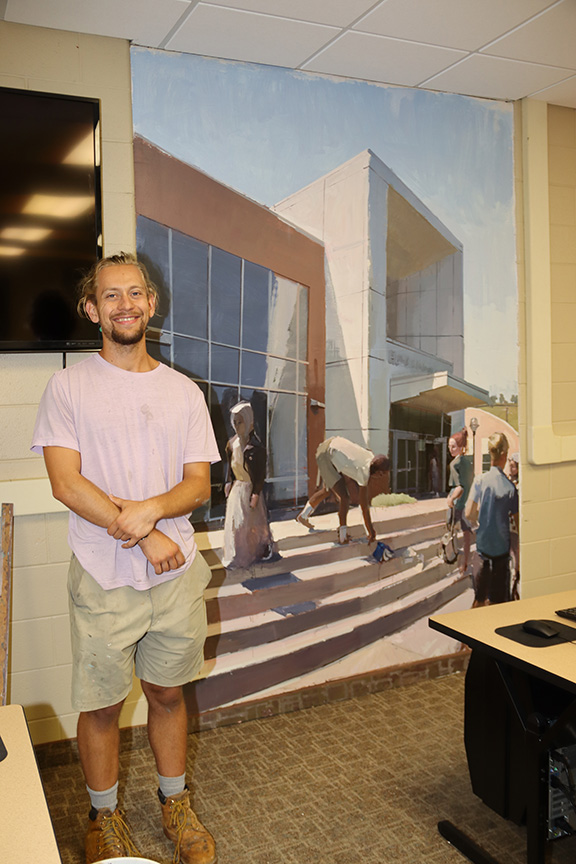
[438,820,501,864]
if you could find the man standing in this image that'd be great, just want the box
[31,253,220,864]
[465,432,519,606]
[296,436,390,545]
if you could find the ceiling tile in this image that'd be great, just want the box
[198,0,375,27]
[530,76,576,109]
[483,0,576,70]
[165,5,340,65]
[353,0,556,51]
[424,54,574,101]
[303,31,466,86]
[354,0,553,51]
[4,0,190,47]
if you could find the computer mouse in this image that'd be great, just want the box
[522,619,559,639]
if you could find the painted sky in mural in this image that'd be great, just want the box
[131,47,517,399]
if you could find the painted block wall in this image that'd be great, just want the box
[0,21,146,744]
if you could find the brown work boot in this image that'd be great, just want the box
[85,806,141,863]
[159,787,216,864]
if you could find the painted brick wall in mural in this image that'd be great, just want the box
[131,48,518,714]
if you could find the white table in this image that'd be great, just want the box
[0,704,61,863]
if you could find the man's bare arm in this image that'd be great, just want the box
[107,462,211,543]
[43,445,185,573]
[44,446,124,530]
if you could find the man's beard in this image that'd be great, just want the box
[108,319,147,345]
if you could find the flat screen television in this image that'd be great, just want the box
[0,87,102,352]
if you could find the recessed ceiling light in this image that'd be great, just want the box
[1,227,52,242]
[23,194,94,218]
[0,245,26,257]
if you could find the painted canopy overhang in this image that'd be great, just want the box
[390,372,490,414]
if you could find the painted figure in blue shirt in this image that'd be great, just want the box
[466,432,519,606]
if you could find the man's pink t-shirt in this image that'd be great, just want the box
[31,354,220,591]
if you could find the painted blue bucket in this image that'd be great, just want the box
[373,541,386,562]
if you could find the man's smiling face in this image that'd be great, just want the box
[86,263,155,346]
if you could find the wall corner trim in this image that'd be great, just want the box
[522,98,572,465]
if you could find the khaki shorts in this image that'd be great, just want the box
[68,552,212,712]
[315,437,341,490]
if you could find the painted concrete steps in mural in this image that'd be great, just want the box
[203,531,448,626]
[203,521,444,615]
[190,567,468,714]
[203,564,466,674]
[274,500,448,552]
[198,498,454,642]
[203,548,468,660]
[202,520,444,590]
[198,497,449,589]
[187,498,465,712]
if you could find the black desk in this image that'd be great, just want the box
[430,590,576,864]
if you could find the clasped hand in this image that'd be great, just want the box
[107,494,157,546]
[107,494,185,575]
[137,530,185,575]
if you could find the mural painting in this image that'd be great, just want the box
[130,48,519,715]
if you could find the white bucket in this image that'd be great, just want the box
[97,858,161,863]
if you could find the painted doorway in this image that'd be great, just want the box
[391,431,447,496]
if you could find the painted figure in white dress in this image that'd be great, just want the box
[222,401,275,569]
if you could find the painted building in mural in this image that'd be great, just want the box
[135,138,489,514]
[273,149,489,496]
[133,135,326,518]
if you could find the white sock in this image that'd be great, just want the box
[158,772,186,798]
[300,503,314,518]
[87,781,118,812]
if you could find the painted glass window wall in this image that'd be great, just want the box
[137,215,309,520]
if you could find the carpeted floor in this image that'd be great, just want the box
[39,672,576,864]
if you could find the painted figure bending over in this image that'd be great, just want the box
[222,401,275,569]
[446,428,474,574]
[465,432,519,606]
[296,436,390,544]
[31,252,220,864]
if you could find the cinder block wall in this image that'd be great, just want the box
[549,105,576,434]
[0,21,146,743]
[517,101,576,597]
